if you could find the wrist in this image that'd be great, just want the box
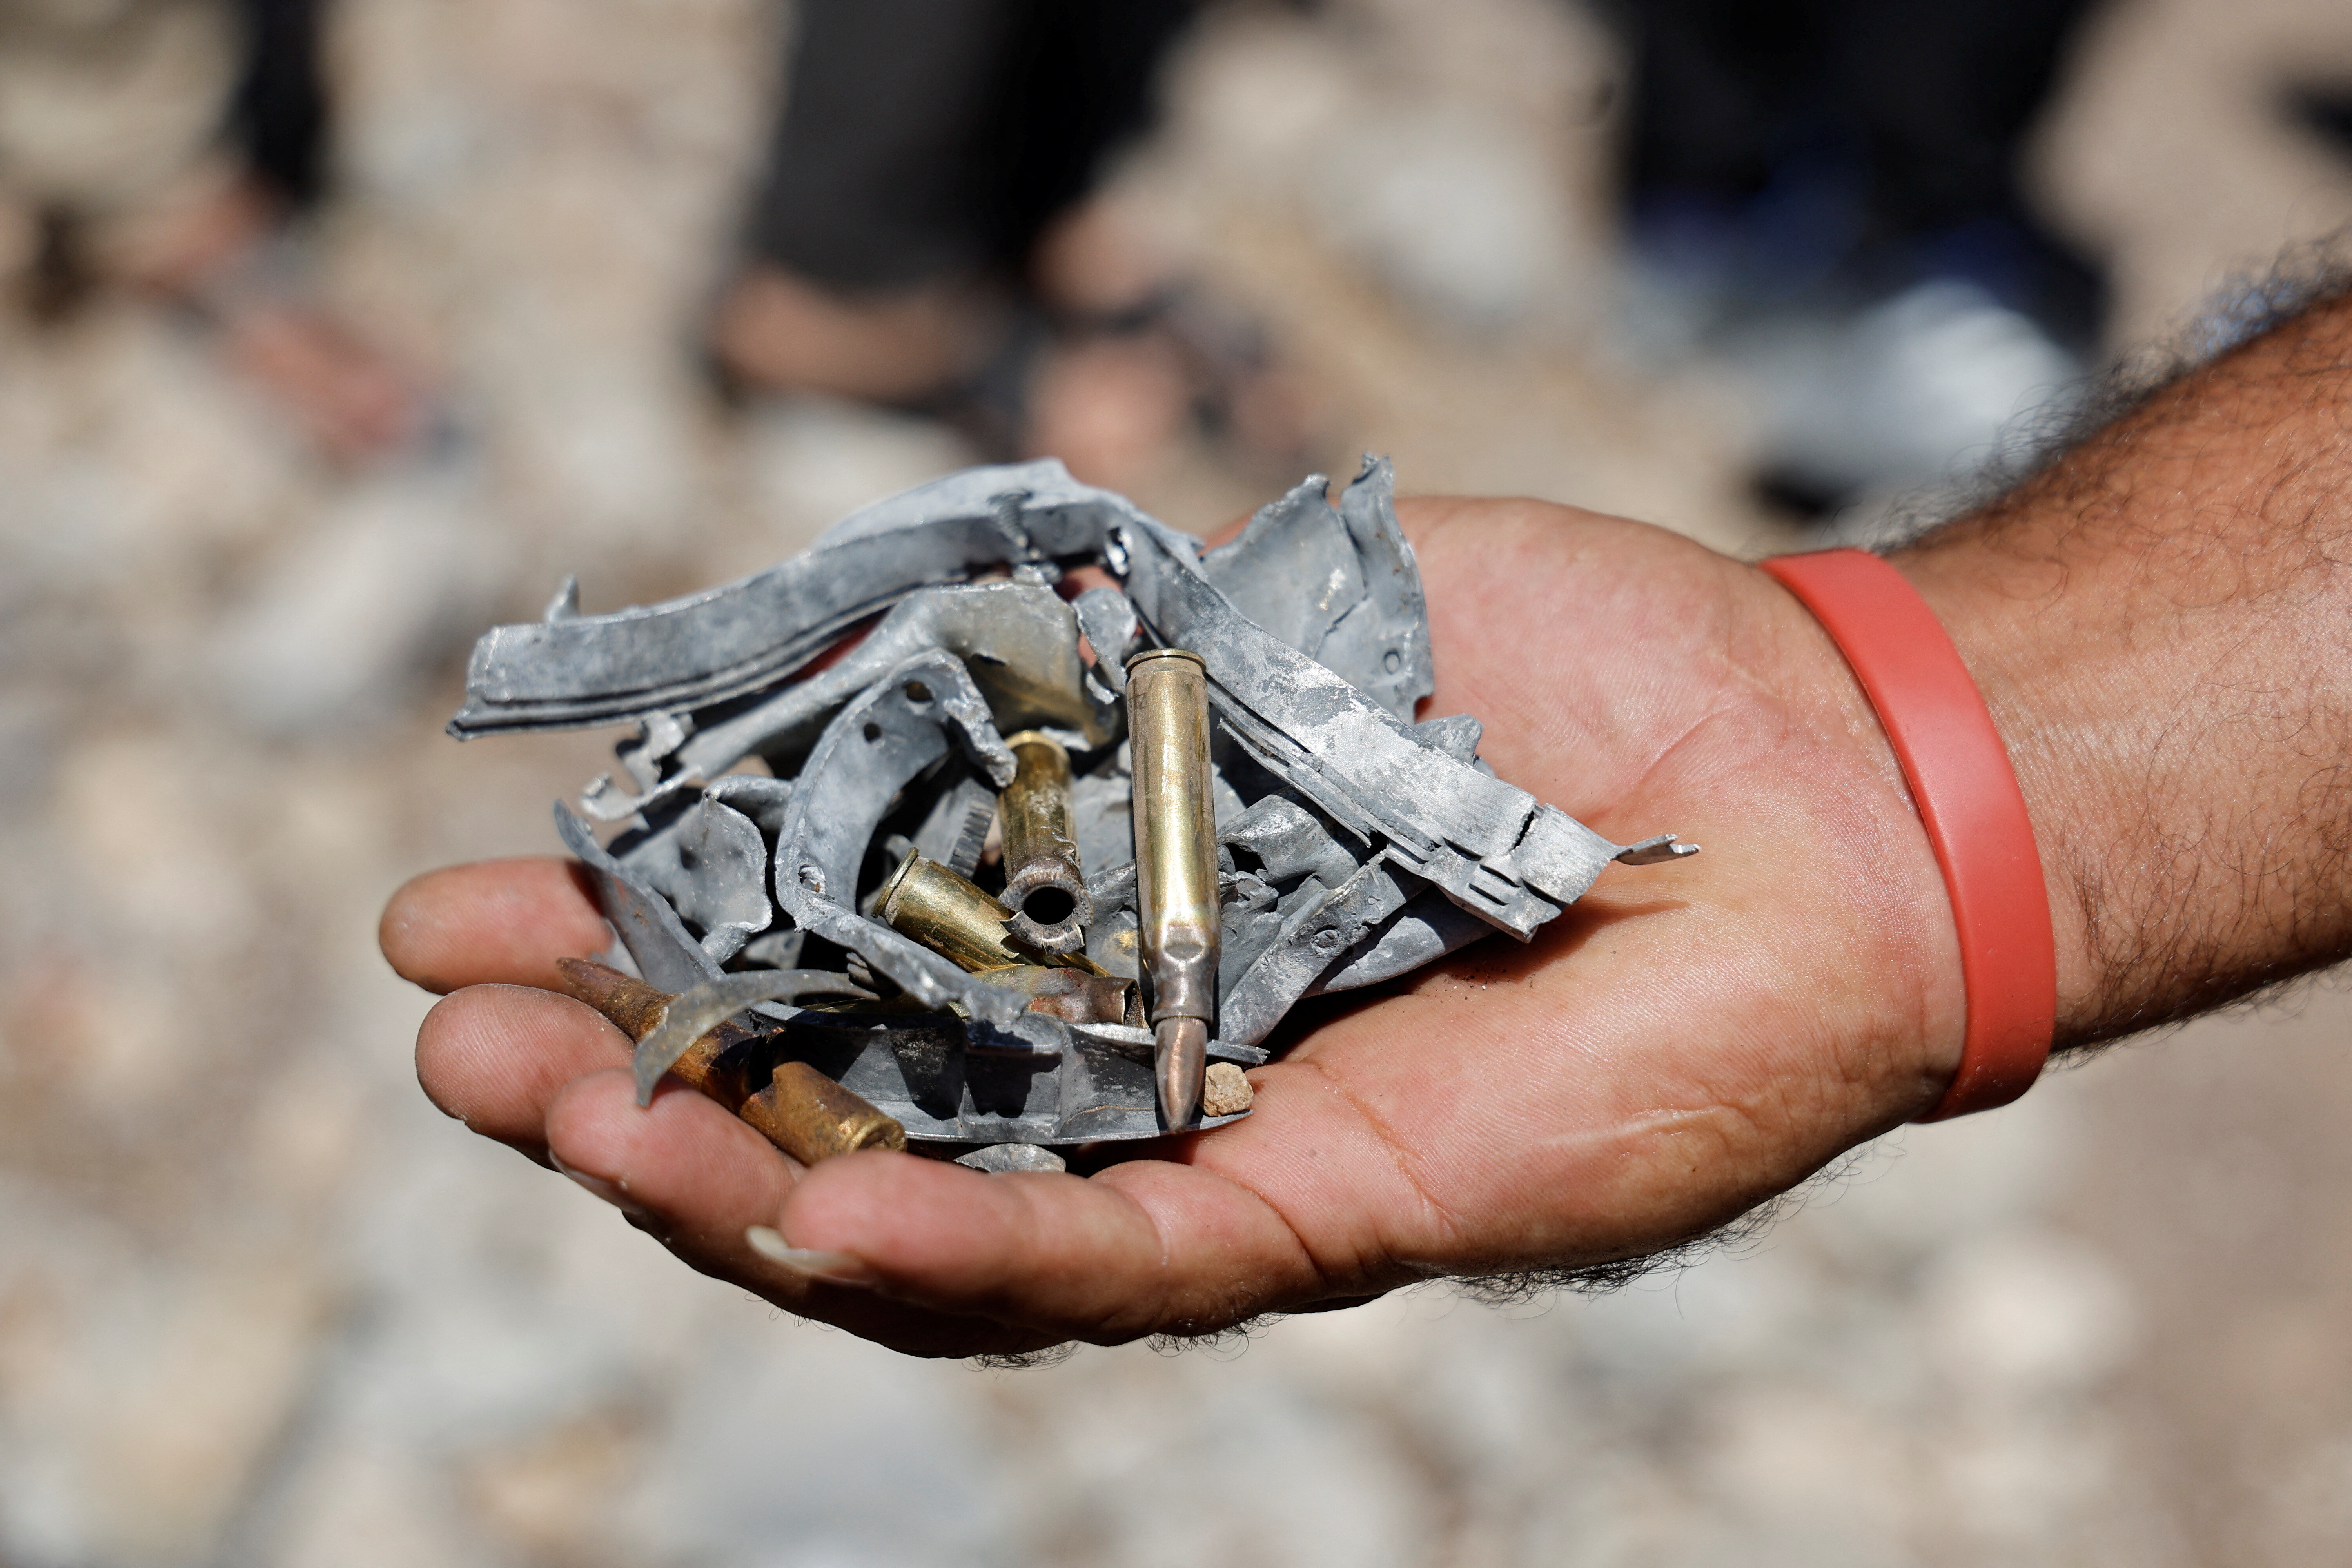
[1748,564,1973,1118]
[1888,541,2120,1049]
[1760,549,2054,1116]
[1884,296,2352,1045]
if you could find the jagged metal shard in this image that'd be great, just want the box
[456,457,1695,1150]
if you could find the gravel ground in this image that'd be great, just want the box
[4,1,2351,1564]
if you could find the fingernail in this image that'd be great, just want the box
[745,1225,879,1288]
[551,1153,652,1219]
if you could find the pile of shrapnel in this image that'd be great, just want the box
[450,459,1693,1173]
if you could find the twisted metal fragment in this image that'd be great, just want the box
[458,456,1697,1152]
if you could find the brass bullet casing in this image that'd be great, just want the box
[997,730,1093,954]
[554,958,906,1163]
[875,849,1107,976]
[1124,647,1220,1128]
[749,1061,907,1159]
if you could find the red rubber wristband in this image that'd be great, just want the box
[1761,549,2055,1121]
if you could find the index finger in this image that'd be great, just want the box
[381,857,611,993]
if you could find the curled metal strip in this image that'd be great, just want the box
[769,653,1028,1026]
[552,801,723,996]
[452,460,1196,735]
[586,580,1117,823]
[632,970,874,1105]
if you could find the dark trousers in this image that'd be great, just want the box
[1595,0,2107,339]
[745,0,1195,290]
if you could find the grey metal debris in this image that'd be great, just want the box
[450,463,1181,736]
[618,794,771,964]
[1194,458,1431,722]
[578,579,1114,824]
[554,801,725,996]
[456,457,1695,1153]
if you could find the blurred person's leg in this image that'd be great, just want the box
[1829,0,2107,346]
[713,0,1305,486]
[0,0,421,461]
[1022,190,1317,487]
[227,0,331,211]
[0,0,248,314]
[715,0,1195,396]
[1607,0,2102,328]
[1006,0,1313,483]
[1595,0,2110,514]
[714,0,1021,405]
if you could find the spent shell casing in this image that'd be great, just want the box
[746,1061,907,1160]
[1124,647,1219,1128]
[554,958,905,1162]
[997,730,1093,954]
[876,849,1107,976]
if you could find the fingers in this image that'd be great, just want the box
[766,1051,1468,1345]
[429,975,1473,1348]
[534,1047,1377,1350]
[545,1067,800,1257]
[415,983,630,1156]
[777,1150,1325,1345]
[381,858,610,992]
[419,983,1062,1354]
[411,981,984,1352]
[541,1067,1071,1358]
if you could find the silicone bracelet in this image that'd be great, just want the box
[1760,549,2055,1121]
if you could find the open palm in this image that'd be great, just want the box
[383,497,1962,1358]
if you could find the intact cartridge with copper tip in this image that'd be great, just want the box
[1124,646,1220,1129]
[997,730,1093,953]
[875,849,1108,976]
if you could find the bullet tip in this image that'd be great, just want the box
[1155,1017,1208,1130]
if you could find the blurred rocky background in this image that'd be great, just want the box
[4,0,2352,1563]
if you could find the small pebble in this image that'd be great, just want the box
[1203,1062,1254,1116]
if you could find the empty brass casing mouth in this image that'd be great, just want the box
[998,730,1093,954]
[876,849,1107,976]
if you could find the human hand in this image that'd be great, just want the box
[381,497,1967,1358]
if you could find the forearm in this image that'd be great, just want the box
[1896,287,2352,1046]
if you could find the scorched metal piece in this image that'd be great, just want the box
[768,651,1030,1029]
[450,461,1189,736]
[452,455,1695,1155]
[581,579,1116,824]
